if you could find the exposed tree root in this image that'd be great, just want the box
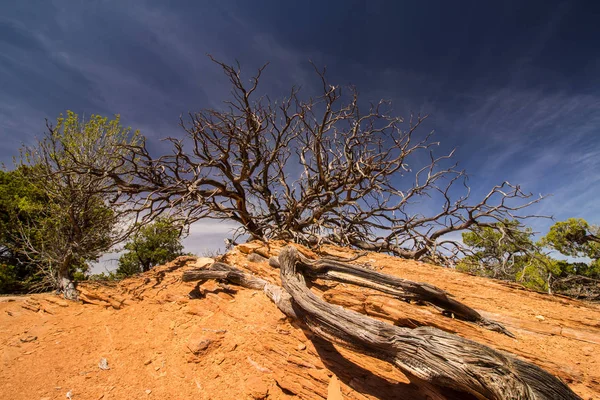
[183,246,580,400]
[268,253,513,336]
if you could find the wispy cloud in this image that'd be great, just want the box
[443,87,600,227]
[2,0,600,261]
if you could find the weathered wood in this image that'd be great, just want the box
[277,246,579,400]
[182,263,297,318]
[183,247,580,399]
[270,253,513,336]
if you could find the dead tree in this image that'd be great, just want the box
[65,58,544,266]
[183,246,580,400]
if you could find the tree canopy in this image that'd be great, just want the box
[459,219,600,299]
[458,220,535,280]
[0,167,47,292]
[13,111,141,298]
[117,217,185,277]
[540,218,600,260]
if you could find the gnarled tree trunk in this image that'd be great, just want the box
[57,257,78,301]
[183,246,579,400]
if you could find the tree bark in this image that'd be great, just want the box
[268,253,513,336]
[183,246,580,400]
[57,261,78,301]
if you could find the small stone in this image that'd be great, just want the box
[66,390,73,399]
[187,338,212,355]
[268,257,280,268]
[155,366,160,371]
[247,253,268,263]
[194,257,214,269]
[274,374,302,395]
[535,315,545,321]
[246,376,269,399]
[186,330,223,355]
[226,342,238,352]
[297,343,306,351]
[185,304,206,316]
[144,359,152,365]
[20,335,37,343]
[98,358,110,370]
[237,242,262,254]
[145,389,152,395]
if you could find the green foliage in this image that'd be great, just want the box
[458,221,570,292]
[0,167,47,292]
[15,111,140,296]
[586,259,600,278]
[459,218,600,297]
[86,271,121,281]
[513,253,566,292]
[458,220,535,280]
[537,219,600,289]
[539,218,600,260]
[117,218,185,276]
[0,263,18,293]
[23,111,140,174]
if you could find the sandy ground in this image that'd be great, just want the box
[1,241,599,400]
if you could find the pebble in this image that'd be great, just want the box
[297,343,306,350]
[582,346,594,356]
[98,358,110,370]
[246,376,269,399]
[188,335,217,355]
[144,359,152,365]
[145,389,152,395]
[247,253,268,263]
[194,257,214,269]
[535,315,545,321]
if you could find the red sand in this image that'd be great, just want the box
[1,242,598,399]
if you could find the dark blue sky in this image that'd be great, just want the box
[1,0,599,258]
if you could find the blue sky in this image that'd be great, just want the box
[1,1,599,265]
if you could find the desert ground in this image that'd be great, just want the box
[1,242,599,399]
